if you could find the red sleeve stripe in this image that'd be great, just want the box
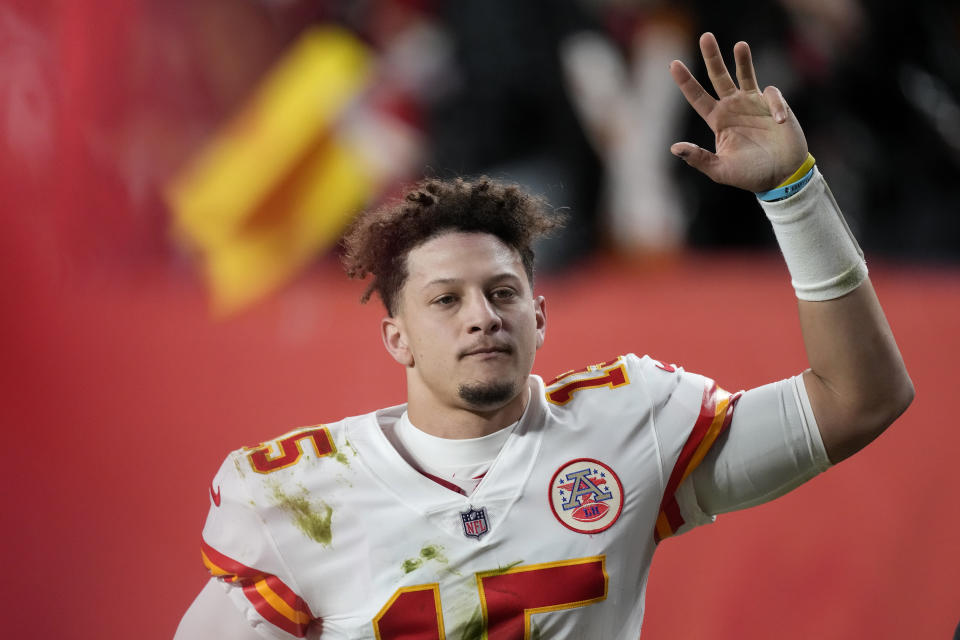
[242,577,313,638]
[661,494,685,535]
[201,539,265,582]
[654,381,742,544]
[200,540,315,638]
[678,389,741,487]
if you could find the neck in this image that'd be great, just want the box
[406,382,530,439]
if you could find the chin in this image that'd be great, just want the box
[457,380,518,408]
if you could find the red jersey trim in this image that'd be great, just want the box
[201,539,316,637]
[418,470,468,496]
[654,381,742,544]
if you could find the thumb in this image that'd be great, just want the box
[671,142,721,181]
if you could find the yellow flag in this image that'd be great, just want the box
[167,26,374,314]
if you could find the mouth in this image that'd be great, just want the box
[460,345,512,359]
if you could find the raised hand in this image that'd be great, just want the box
[669,33,808,193]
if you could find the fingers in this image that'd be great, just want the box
[733,41,759,93]
[670,142,722,181]
[763,85,788,123]
[699,32,737,98]
[669,60,716,122]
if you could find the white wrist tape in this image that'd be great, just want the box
[758,167,867,301]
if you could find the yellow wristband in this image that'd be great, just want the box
[777,153,816,188]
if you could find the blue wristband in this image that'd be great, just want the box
[755,166,815,202]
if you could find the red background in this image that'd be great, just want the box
[4,251,959,639]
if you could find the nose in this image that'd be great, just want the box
[465,291,502,334]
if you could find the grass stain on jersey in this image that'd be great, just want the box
[420,544,446,562]
[233,456,248,479]
[487,559,524,575]
[530,620,542,640]
[268,483,333,546]
[458,607,484,640]
[334,451,350,467]
[401,543,448,574]
[344,438,359,457]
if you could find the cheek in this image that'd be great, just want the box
[520,313,541,344]
[409,332,450,368]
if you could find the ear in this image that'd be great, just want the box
[381,315,414,367]
[534,295,547,350]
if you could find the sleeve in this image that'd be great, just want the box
[175,579,272,640]
[199,453,318,639]
[689,374,832,515]
[631,355,742,544]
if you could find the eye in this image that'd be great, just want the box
[490,287,518,302]
[432,294,457,306]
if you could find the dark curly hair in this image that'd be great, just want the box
[341,176,565,316]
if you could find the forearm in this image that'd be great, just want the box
[761,170,913,463]
[667,34,913,463]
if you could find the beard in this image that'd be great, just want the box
[458,380,517,408]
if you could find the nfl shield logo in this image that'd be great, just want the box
[460,506,489,539]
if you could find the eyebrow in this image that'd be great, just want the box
[423,278,460,287]
[422,273,523,289]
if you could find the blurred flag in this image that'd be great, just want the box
[166,26,414,314]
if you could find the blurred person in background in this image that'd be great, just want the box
[562,0,960,259]
[561,2,697,256]
[175,33,912,639]
[678,0,960,256]
[425,0,604,270]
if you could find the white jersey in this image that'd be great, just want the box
[200,354,744,639]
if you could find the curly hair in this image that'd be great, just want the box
[341,176,565,316]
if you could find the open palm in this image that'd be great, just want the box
[670,33,808,192]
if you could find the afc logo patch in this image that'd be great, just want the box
[549,458,624,534]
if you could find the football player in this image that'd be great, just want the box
[175,33,912,639]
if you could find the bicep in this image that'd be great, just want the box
[175,579,266,640]
[690,375,831,516]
